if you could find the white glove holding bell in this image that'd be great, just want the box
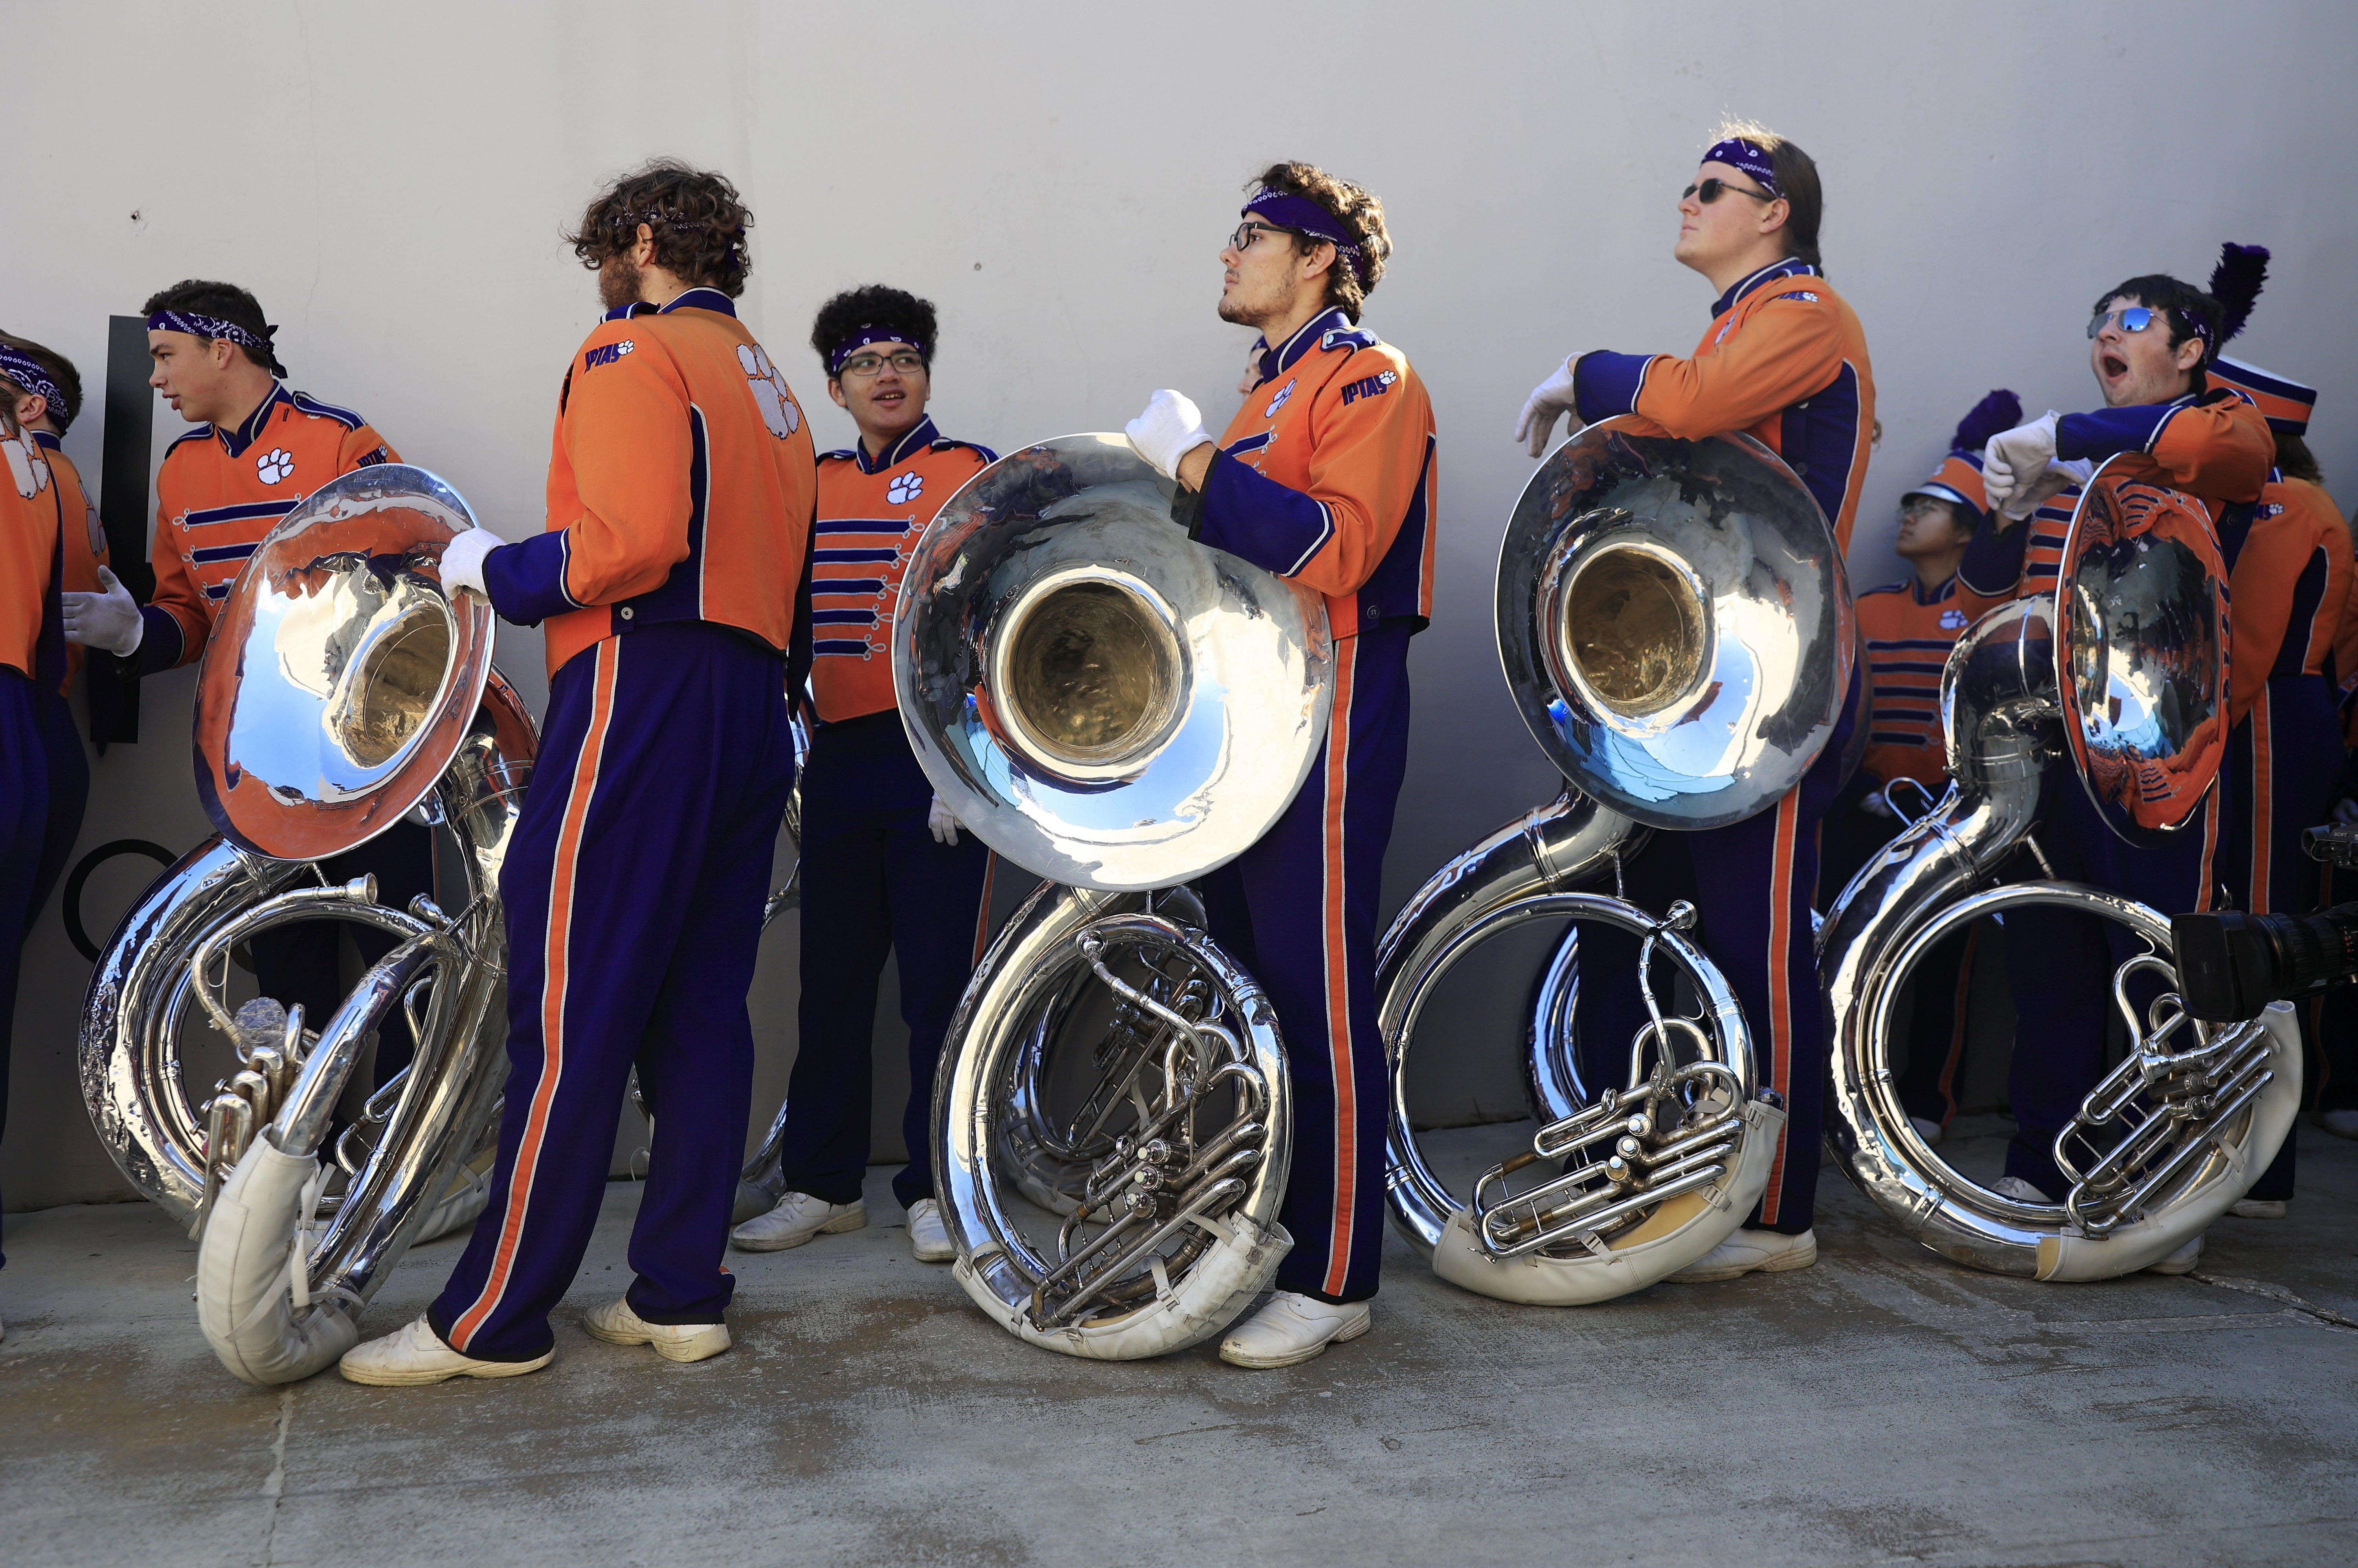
[1982,411,2063,521]
[927,792,963,846]
[1124,389,1214,481]
[1513,357,1580,459]
[438,526,505,599]
[61,565,143,656]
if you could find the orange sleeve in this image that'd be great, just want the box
[552,335,695,606]
[1629,291,1845,439]
[338,422,400,473]
[1289,359,1433,598]
[146,472,211,668]
[2149,393,2271,503]
[2226,519,2312,724]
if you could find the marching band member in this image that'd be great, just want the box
[1123,160,1436,1367]
[0,334,100,928]
[1,384,66,1313]
[59,283,434,1113]
[1960,266,2270,1267]
[2202,252,2351,1214]
[342,160,813,1384]
[1822,392,2022,1146]
[1515,123,1873,1280]
[731,286,995,1263]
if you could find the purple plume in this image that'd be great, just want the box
[2209,243,2269,345]
[1951,389,2023,454]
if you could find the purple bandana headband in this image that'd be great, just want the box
[0,346,70,424]
[1241,187,1369,284]
[827,328,928,377]
[147,308,274,354]
[1700,137,1780,197]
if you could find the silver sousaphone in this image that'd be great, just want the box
[897,434,1327,1360]
[80,465,537,1384]
[1380,418,1850,1304]
[1818,459,2298,1278]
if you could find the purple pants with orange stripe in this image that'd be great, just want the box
[1572,662,1862,1235]
[1197,625,1411,1305]
[773,710,993,1210]
[1998,770,2223,1198]
[2223,674,2341,1202]
[431,624,796,1360]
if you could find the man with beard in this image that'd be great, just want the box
[1122,160,1436,1367]
[341,160,814,1384]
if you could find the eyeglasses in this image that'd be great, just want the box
[839,350,926,378]
[2087,306,2163,339]
[1229,220,1309,253]
[1680,177,1778,206]
[1899,497,1951,522]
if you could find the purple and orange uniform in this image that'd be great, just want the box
[433,287,814,1361]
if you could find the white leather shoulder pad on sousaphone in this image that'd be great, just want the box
[892,433,1333,892]
[195,464,494,861]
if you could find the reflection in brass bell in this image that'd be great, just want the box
[1566,544,1706,717]
[1003,580,1180,765]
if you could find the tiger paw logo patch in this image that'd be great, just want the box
[887,472,924,505]
[738,343,803,440]
[1263,380,1295,417]
[1940,609,1967,630]
[257,447,295,485]
[2,431,50,499]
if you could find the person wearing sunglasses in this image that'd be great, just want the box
[731,285,997,1266]
[1120,160,1435,1368]
[1508,124,1873,1283]
[1954,261,2271,1271]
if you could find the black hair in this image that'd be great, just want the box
[0,332,84,431]
[809,285,938,378]
[2092,274,2224,369]
[1247,161,1392,319]
[567,159,753,298]
[139,279,286,376]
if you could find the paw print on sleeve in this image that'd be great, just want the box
[737,343,803,440]
[887,472,924,506]
[257,447,296,485]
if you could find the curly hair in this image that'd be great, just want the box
[138,278,287,376]
[809,285,938,378]
[0,332,84,431]
[1248,161,1391,319]
[566,159,753,298]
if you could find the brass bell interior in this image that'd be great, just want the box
[998,578,1185,769]
[329,594,456,769]
[1561,542,1707,718]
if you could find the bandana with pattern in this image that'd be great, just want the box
[146,308,274,354]
[0,346,70,425]
[1241,187,1370,285]
[828,329,928,377]
[1700,137,1780,197]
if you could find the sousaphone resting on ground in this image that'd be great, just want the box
[894,435,1328,1360]
[1379,417,1849,1305]
[80,466,538,1384]
[1818,459,2299,1279]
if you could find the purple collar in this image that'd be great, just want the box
[854,415,940,475]
[208,381,291,459]
[1912,572,1958,607]
[1255,307,1354,383]
[602,286,740,323]
[1711,257,1817,320]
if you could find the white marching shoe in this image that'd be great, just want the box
[906,1199,955,1263]
[2146,1235,2204,1275]
[1909,1115,1946,1148]
[339,1315,553,1386]
[2319,1109,2358,1141]
[1218,1291,1371,1369]
[1989,1175,2051,1204]
[731,1191,865,1253]
[1669,1226,1817,1282]
[2229,1198,2287,1219]
[582,1297,729,1363]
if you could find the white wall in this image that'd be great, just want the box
[9,0,2356,1208]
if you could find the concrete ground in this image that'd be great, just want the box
[5,1120,2356,1568]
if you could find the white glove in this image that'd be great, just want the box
[1124,389,1214,480]
[1982,411,2063,521]
[438,526,504,599]
[927,792,962,846]
[1859,788,1897,820]
[62,565,143,656]
[1513,357,1580,458]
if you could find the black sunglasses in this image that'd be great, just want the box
[1680,177,1778,206]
